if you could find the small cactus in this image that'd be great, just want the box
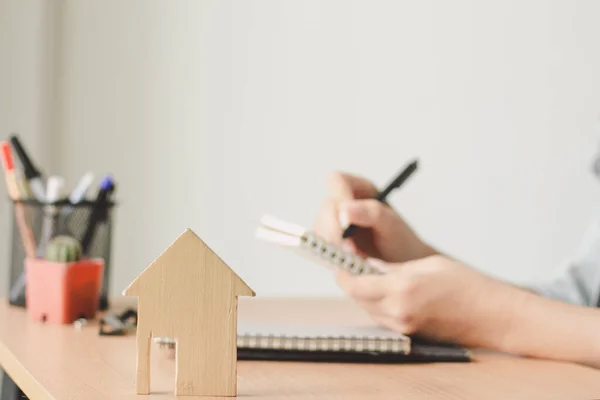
[45,235,83,262]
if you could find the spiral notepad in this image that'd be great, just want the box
[154,321,410,354]
[154,321,471,363]
[254,214,383,275]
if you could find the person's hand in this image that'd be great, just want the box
[335,255,531,348]
[313,171,437,263]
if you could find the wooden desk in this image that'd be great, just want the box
[1,298,600,399]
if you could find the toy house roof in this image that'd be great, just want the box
[122,228,255,297]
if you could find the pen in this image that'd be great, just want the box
[341,159,419,239]
[9,134,45,202]
[80,175,115,255]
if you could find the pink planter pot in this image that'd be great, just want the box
[25,257,105,324]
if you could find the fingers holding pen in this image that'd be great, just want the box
[327,171,378,202]
[314,172,378,246]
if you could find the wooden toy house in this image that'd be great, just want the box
[123,229,255,396]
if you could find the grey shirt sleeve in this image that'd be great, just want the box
[526,212,600,307]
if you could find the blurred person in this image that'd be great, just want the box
[313,147,600,369]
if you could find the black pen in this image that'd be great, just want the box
[341,159,419,239]
[9,134,46,202]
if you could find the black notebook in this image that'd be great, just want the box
[154,321,471,363]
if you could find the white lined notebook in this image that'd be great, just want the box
[254,214,384,275]
[154,321,410,354]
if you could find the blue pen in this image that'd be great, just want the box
[80,175,115,255]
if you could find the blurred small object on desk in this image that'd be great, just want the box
[99,308,138,336]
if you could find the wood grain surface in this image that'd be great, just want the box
[122,229,255,396]
[1,297,600,399]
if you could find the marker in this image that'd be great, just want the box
[15,169,33,199]
[45,175,66,204]
[69,172,94,204]
[341,159,419,239]
[9,134,45,202]
[37,176,66,256]
[3,141,37,303]
[81,175,115,254]
[55,172,95,235]
[1,142,35,259]
[1,141,20,199]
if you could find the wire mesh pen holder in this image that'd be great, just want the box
[6,198,116,311]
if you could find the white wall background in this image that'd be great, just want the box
[3,1,600,299]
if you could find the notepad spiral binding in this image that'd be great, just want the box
[237,334,406,353]
[155,334,407,354]
[299,232,380,275]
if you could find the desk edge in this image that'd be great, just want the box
[0,323,56,400]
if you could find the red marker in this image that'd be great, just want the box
[1,140,36,260]
[1,141,19,199]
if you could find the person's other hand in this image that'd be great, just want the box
[335,255,530,348]
[313,171,437,263]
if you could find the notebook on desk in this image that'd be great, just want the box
[154,321,471,363]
